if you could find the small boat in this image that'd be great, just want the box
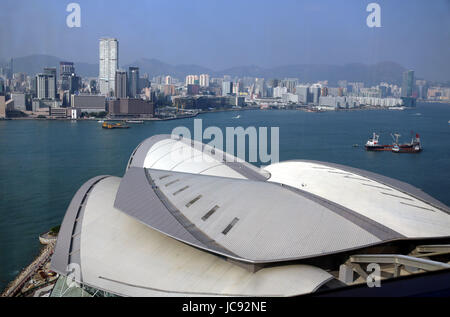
[102,122,130,129]
[98,120,104,123]
[233,115,241,119]
[388,106,406,111]
[126,120,144,124]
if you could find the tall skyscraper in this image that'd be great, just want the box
[222,81,233,96]
[115,70,128,99]
[36,73,56,100]
[44,68,57,98]
[401,70,415,98]
[128,67,140,98]
[99,38,119,96]
[60,62,75,91]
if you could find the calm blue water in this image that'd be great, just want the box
[0,103,449,290]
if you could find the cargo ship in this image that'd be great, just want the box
[365,132,422,153]
[102,121,129,129]
[392,133,422,153]
[364,133,387,151]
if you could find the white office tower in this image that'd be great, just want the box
[99,38,119,96]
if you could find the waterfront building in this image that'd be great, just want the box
[49,107,70,118]
[416,80,428,100]
[99,38,119,96]
[115,70,128,99]
[273,86,288,98]
[108,98,154,117]
[11,93,26,111]
[222,81,233,96]
[0,96,6,118]
[36,73,56,100]
[44,68,57,98]
[401,70,415,98]
[311,86,321,105]
[295,85,310,104]
[50,135,450,297]
[71,95,106,113]
[173,95,238,110]
[282,93,299,103]
[128,67,140,98]
[32,98,60,113]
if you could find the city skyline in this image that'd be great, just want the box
[0,0,449,82]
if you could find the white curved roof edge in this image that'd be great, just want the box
[126,134,270,181]
[76,177,337,297]
[266,160,449,214]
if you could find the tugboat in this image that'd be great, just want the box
[365,133,388,151]
[102,121,130,129]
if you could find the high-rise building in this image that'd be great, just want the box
[99,38,119,96]
[311,86,321,104]
[128,67,140,98]
[222,81,233,96]
[69,74,80,94]
[44,68,57,98]
[165,76,173,85]
[185,75,198,86]
[296,86,310,104]
[199,74,210,87]
[60,62,75,91]
[401,70,415,98]
[36,73,56,100]
[115,70,128,99]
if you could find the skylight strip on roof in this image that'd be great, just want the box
[173,186,189,196]
[186,195,202,208]
[222,218,240,235]
[165,179,180,187]
[202,205,220,221]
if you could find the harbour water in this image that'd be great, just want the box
[0,102,449,290]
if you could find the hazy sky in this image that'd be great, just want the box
[1,0,449,81]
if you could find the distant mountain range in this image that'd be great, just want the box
[2,54,408,86]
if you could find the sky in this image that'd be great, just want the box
[0,0,449,81]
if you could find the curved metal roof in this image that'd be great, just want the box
[51,134,450,296]
[113,135,450,264]
[54,177,334,296]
